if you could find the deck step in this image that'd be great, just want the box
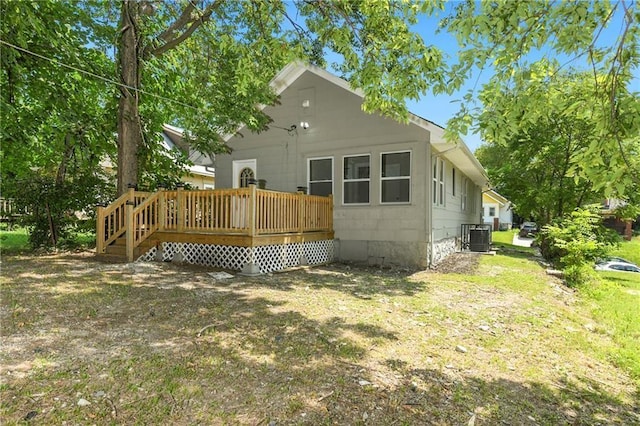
[99,232,159,261]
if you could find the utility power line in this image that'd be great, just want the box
[0,39,199,110]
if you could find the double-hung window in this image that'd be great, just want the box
[432,157,445,206]
[308,157,333,196]
[343,155,370,204]
[381,151,411,203]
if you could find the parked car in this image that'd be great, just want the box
[595,261,640,273]
[596,256,634,265]
[519,222,538,238]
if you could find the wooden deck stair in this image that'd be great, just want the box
[96,233,158,262]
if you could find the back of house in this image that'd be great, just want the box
[215,63,488,268]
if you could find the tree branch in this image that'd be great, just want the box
[149,0,223,58]
[155,3,197,43]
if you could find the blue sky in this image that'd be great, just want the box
[296,2,639,153]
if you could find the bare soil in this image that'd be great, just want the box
[1,251,638,425]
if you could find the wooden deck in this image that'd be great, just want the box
[96,186,334,262]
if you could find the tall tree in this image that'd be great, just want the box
[444,0,640,200]
[3,0,638,202]
[1,1,116,246]
[113,0,449,194]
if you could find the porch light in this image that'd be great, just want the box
[300,121,309,129]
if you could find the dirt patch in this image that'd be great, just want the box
[1,252,638,425]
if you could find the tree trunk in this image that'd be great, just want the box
[117,0,142,196]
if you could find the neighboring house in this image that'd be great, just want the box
[162,124,216,189]
[101,124,216,189]
[214,63,489,267]
[482,190,513,231]
[601,198,634,241]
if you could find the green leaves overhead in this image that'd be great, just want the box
[299,0,447,121]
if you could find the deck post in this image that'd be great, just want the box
[177,186,185,232]
[248,184,257,237]
[240,184,261,275]
[96,205,105,254]
[158,190,166,231]
[297,191,304,235]
[328,194,334,232]
[125,201,134,262]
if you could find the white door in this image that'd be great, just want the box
[232,159,257,188]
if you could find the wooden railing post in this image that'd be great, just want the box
[177,186,185,232]
[96,205,105,254]
[298,191,305,234]
[125,201,134,262]
[158,190,166,231]
[248,184,257,237]
[328,194,334,232]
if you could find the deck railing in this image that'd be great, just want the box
[97,186,334,261]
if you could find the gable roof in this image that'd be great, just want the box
[258,62,489,188]
[483,189,510,206]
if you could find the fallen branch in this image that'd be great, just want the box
[197,323,218,337]
[317,390,334,402]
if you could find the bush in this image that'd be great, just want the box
[4,174,112,250]
[538,205,620,276]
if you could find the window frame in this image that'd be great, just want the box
[307,156,334,197]
[452,167,456,197]
[461,177,468,211]
[342,154,371,205]
[432,157,445,207]
[438,158,445,206]
[380,150,412,205]
[489,206,496,217]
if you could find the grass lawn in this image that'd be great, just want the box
[0,226,29,254]
[610,235,640,265]
[0,226,94,254]
[491,229,536,254]
[1,250,638,424]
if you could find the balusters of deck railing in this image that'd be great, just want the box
[98,186,334,260]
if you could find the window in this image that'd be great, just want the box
[432,157,445,206]
[343,155,370,204]
[438,159,445,205]
[432,160,438,204]
[452,168,456,197]
[308,157,333,196]
[239,167,254,188]
[489,206,496,217]
[381,151,411,203]
[461,177,468,211]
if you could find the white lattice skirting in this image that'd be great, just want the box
[136,240,335,274]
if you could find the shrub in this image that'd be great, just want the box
[5,174,112,250]
[538,205,620,274]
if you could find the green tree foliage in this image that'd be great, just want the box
[444,0,640,201]
[1,1,116,247]
[475,69,617,223]
[537,206,620,285]
[2,0,638,249]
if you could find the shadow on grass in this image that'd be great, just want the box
[2,254,638,424]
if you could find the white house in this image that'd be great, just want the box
[482,190,513,231]
[213,63,489,267]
